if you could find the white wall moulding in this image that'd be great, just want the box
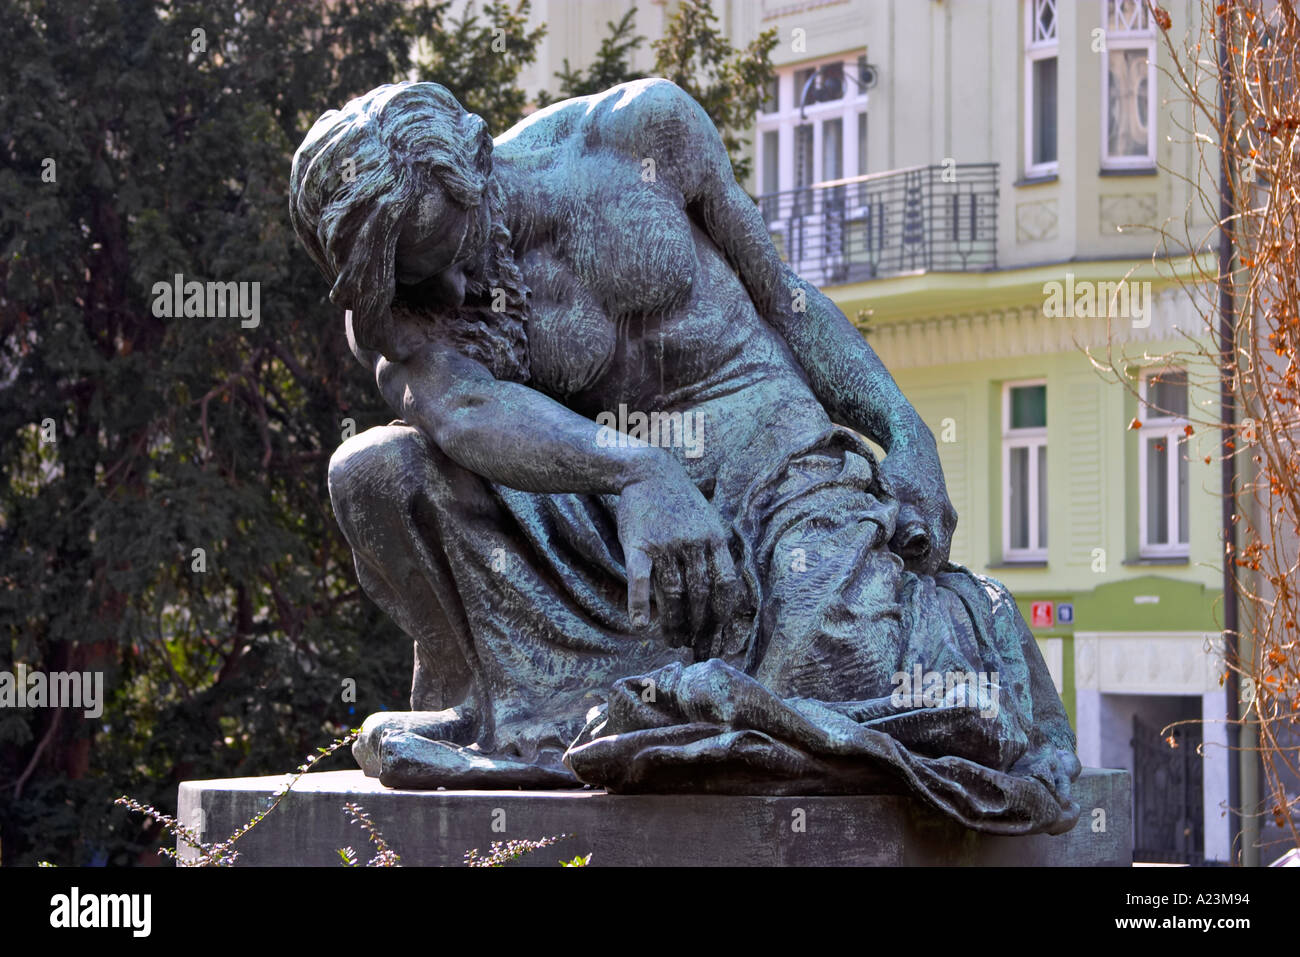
[1074,631,1225,695]
[1036,636,1064,692]
[1099,193,1158,236]
[1016,199,1060,243]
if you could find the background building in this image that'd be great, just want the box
[503,0,1234,864]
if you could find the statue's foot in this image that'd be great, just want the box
[353,707,478,777]
[377,730,581,789]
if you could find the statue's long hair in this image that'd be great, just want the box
[289,82,529,379]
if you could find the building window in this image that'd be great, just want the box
[1139,368,1189,557]
[1003,381,1048,561]
[1101,0,1157,168]
[760,129,781,219]
[755,53,870,204]
[755,52,871,283]
[1025,0,1059,176]
[856,110,868,176]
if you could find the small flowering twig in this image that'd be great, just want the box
[342,802,401,866]
[464,834,573,867]
[115,729,359,866]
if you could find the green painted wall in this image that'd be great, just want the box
[887,340,1222,597]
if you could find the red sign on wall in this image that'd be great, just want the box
[1030,601,1054,628]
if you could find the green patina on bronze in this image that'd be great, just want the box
[289,80,1082,835]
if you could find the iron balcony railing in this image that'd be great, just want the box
[756,163,999,286]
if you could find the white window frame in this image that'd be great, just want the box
[755,52,870,204]
[1138,367,1190,558]
[1024,0,1060,178]
[755,52,871,285]
[1002,379,1049,562]
[1099,0,1158,169]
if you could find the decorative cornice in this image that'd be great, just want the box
[865,287,1204,370]
[761,0,851,20]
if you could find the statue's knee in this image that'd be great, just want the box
[328,425,429,536]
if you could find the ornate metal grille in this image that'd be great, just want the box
[756,163,999,287]
[1132,714,1205,865]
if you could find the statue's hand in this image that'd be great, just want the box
[616,468,743,647]
[878,441,957,576]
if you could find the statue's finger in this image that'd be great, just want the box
[710,536,739,583]
[626,546,653,628]
[654,558,688,639]
[708,541,742,619]
[680,546,711,640]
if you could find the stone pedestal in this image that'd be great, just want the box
[178,768,1131,866]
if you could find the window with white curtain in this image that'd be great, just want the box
[1101,0,1157,168]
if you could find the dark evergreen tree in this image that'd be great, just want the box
[536,2,777,185]
[0,0,768,867]
[650,0,778,185]
[0,0,543,867]
[535,9,648,105]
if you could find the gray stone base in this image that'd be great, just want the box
[178,767,1131,866]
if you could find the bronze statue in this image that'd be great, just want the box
[289,80,1081,834]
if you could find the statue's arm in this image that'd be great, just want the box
[342,310,660,493]
[356,331,743,633]
[366,339,664,496]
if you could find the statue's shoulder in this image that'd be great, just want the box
[497,79,701,154]
[585,78,701,129]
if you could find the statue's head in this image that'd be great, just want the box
[290,82,527,376]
